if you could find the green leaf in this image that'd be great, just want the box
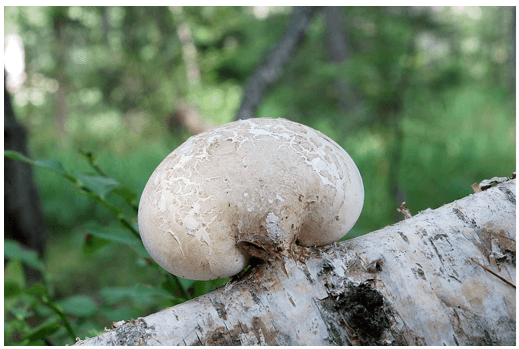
[4,281,23,299]
[129,239,149,257]
[81,234,111,257]
[4,150,33,164]
[101,305,141,324]
[193,280,213,297]
[160,277,190,303]
[10,306,34,321]
[75,173,120,198]
[118,219,141,238]
[177,277,196,291]
[101,284,178,306]
[83,222,148,257]
[23,318,61,342]
[112,187,138,210]
[209,277,230,289]
[75,190,123,216]
[85,222,139,245]
[26,284,47,297]
[4,259,27,289]
[133,283,175,300]
[5,150,77,183]
[57,295,99,317]
[4,239,44,271]
[100,286,134,304]
[161,277,180,297]
[34,158,69,176]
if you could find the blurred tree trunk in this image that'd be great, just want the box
[101,7,110,47]
[4,74,48,282]
[52,9,69,145]
[325,7,362,126]
[235,6,322,120]
[171,6,201,87]
[75,179,516,346]
[167,7,214,135]
[167,101,215,135]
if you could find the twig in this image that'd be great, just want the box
[471,183,482,193]
[470,258,515,288]
[397,202,412,219]
[79,149,109,178]
[41,294,77,342]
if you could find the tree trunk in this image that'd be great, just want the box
[325,7,362,122]
[234,7,322,120]
[75,178,516,346]
[53,10,68,145]
[171,6,201,87]
[4,75,48,282]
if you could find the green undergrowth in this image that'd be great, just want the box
[4,149,228,345]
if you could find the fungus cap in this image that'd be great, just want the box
[138,118,364,280]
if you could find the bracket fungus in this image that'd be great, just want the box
[138,118,364,280]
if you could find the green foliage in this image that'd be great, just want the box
[4,240,45,272]
[4,256,77,345]
[4,150,228,345]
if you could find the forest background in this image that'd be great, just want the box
[4,6,516,345]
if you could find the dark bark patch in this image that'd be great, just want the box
[113,318,153,346]
[474,228,516,265]
[452,207,478,228]
[497,186,516,205]
[398,231,410,243]
[203,317,290,346]
[211,300,228,321]
[334,282,391,345]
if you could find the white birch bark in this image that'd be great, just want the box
[75,179,516,346]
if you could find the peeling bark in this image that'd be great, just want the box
[75,179,516,346]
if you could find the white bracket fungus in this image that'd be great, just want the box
[138,118,364,280]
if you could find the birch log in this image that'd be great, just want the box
[75,179,516,346]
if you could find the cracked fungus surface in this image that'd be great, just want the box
[138,118,364,280]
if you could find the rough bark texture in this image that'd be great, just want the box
[235,7,322,120]
[75,179,516,346]
[4,76,48,282]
